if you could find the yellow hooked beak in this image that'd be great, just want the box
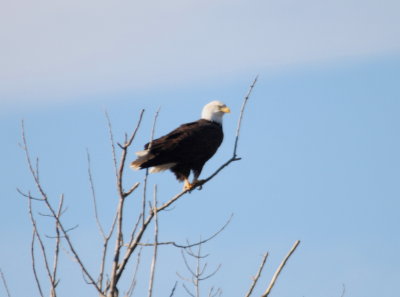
[220,106,231,113]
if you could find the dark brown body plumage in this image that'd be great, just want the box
[138,119,223,181]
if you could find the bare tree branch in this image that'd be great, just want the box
[31,232,44,297]
[125,182,140,198]
[21,122,103,295]
[27,193,54,295]
[261,240,300,297]
[51,195,64,296]
[87,150,106,239]
[340,284,346,297]
[107,110,145,297]
[209,287,222,297]
[147,185,159,297]
[125,247,143,297]
[0,268,12,297]
[105,111,119,183]
[182,282,195,297]
[178,239,222,297]
[148,107,161,150]
[244,253,268,297]
[16,188,43,201]
[233,75,258,158]
[168,281,178,297]
[134,214,233,249]
[142,108,160,226]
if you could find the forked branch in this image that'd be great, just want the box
[244,240,300,297]
[261,240,300,297]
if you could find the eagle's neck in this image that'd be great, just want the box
[201,111,223,125]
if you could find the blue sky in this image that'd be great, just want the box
[1,1,400,297]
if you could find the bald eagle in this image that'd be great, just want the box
[130,101,230,190]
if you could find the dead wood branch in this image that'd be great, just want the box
[244,253,268,297]
[340,284,346,297]
[0,268,12,297]
[107,110,144,297]
[261,240,300,297]
[125,247,143,297]
[21,122,103,296]
[147,185,159,297]
[168,281,178,297]
[134,214,232,249]
[233,75,258,158]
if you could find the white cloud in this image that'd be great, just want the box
[1,0,399,109]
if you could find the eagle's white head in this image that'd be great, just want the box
[201,101,230,124]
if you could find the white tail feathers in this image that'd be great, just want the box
[149,163,176,173]
[135,150,149,157]
[130,150,153,170]
[130,150,176,173]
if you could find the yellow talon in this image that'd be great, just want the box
[183,178,193,191]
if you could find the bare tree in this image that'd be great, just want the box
[17,76,301,297]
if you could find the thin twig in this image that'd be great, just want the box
[125,247,143,297]
[233,75,258,158]
[0,269,11,297]
[135,214,233,249]
[244,253,268,297]
[27,194,54,292]
[148,107,161,150]
[109,193,126,295]
[105,111,119,183]
[87,150,112,290]
[182,283,195,297]
[87,150,106,239]
[142,169,149,226]
[142,109,160,226]
[340,284,346,297]
[168,281,178,297]
[147,185,159,297]
[51,194,64,297]
[31,232,44,297]
[123,109,145,148]
[261,240,300,297]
